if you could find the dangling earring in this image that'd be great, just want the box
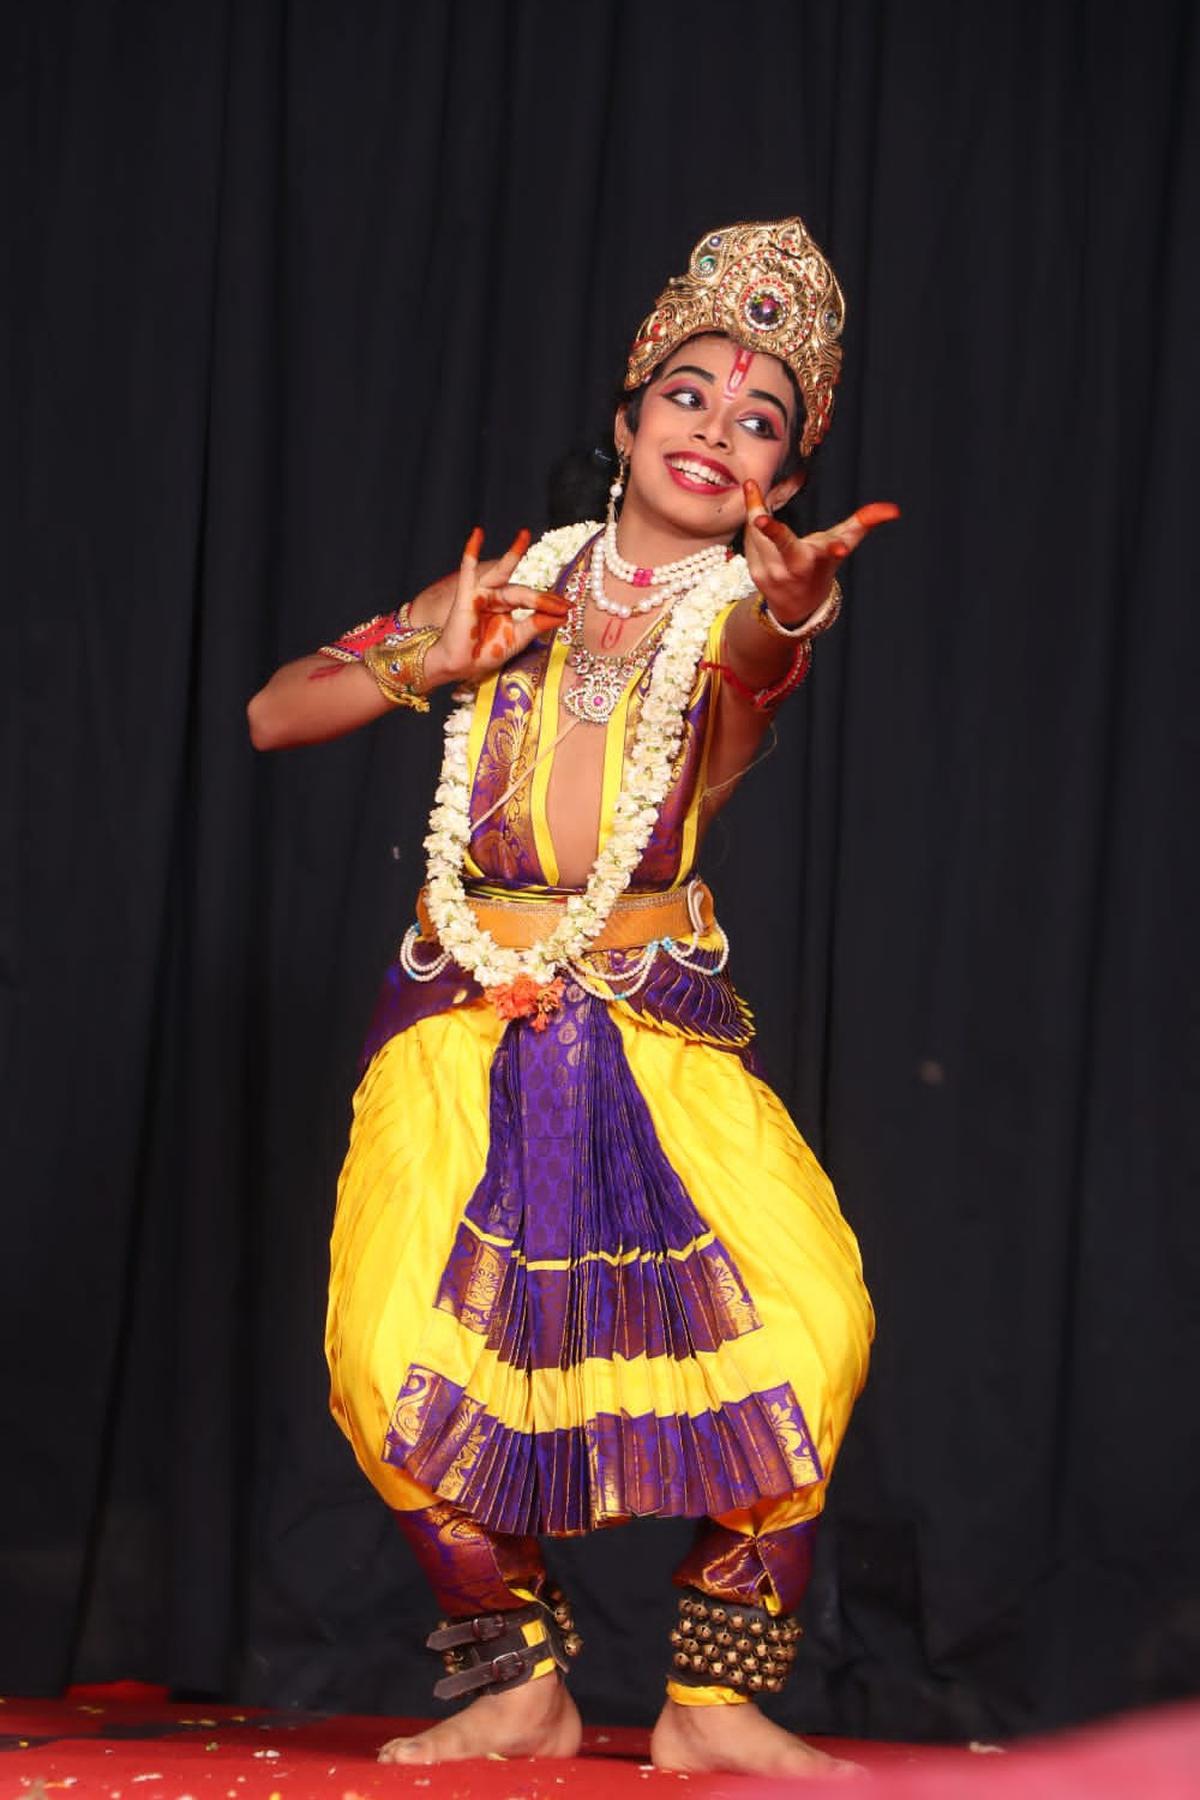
[607,450,629,532]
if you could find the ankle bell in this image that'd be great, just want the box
[668,1587,801,1695]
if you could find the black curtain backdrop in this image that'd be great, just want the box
[5,0,1199,1743]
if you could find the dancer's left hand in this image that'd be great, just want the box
[741,480,900,626]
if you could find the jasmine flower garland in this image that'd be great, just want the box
[419,523,754,1003]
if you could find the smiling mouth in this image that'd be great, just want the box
[665,454,736,492]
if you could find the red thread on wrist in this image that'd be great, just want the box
[701,659,757,703]
[701,648,812,712]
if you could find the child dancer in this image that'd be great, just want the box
[250,216,898,1777]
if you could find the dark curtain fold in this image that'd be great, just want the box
[4,0,1198,1739]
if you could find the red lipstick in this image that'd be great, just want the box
[664,453,737,494]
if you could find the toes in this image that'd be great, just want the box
[377,1738,425,1764]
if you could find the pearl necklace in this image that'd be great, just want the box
[589,540,662,618]
[592,533,729,619]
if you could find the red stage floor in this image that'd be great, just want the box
[2,1685,1197,1798]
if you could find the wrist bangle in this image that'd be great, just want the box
[754,580,842,642]
[363,627,441,712]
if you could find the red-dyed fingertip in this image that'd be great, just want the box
[752,513,772,532]
[829,542,850,560]
[510,527,532,556]
[465,525,484,559]
[855,502,901,528]
[743,479,765,505]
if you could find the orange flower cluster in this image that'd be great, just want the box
[487,975,566,1031]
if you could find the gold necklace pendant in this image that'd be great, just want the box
[562,649,638,723]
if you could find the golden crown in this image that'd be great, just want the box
[625,217,845,458]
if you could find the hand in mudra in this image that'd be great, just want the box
[433,527,569,685]
[742,480,900,627]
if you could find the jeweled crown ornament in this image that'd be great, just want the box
[625,217,845,458]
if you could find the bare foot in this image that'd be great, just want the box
[651,1695,861,1780]
[378,1671,582,1765]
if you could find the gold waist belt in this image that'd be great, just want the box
[415,879,716,954]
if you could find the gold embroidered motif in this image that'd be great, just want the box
[440,1408,492,1497]
[390,1369,435,1443]
[765,1398,822,1483]
[705,1250,760,1336]
[469,661,546,881]
[456,1243,506,1333]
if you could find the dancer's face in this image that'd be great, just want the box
[616,334,802,539]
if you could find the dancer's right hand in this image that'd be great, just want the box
[426,527,569,687]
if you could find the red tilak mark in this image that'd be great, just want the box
[600,615,625,650]
[307,662,347,681]
[724,348,754,397]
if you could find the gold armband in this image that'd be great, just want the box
[363,628,441,713]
